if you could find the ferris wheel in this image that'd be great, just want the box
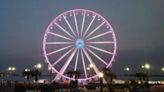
[43,9,117,81]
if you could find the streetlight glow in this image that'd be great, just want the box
[8,67,12,71]
[162,67,164,72]
[87,67,90,70]
[99,72,104,78]
[48,67,51,70]
[25,68,30,72]
[35,63,42,69]
[89,64,93,68]
[145,64,150,69]
[124,67,130,71]
[12,67,16,71]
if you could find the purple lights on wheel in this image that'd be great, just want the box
[43,9,117,81]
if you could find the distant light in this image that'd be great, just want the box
[141,65,145,69]
[99,72,104,78]
[48,67,51,70]
[8,67,12,71]
[12,67,16,71]
[162,67,164,72]
[87,67,90,70]
[25,68,30,72]
[124,67,130,71]
[8,67,16,71]
[89,64,93,68]
[145,64,150,69]
[35,63,42,69]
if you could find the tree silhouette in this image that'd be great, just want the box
[102,67,116,92]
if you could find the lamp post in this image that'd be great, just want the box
[34,63,42,82]
[99,72,104,92]
[24,68,31,80]
[8,66,16,80]
[48,66,52,81]
[141,64,150,88]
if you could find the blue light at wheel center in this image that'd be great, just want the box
[75,39,84,49]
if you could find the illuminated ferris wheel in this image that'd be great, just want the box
[43,9,117,81]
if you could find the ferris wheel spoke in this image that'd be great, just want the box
[82,49,100,76]
[87,31,111,41]
[55,48,77,80]
[63,15,76,37]
[87,45,113,55]
[54,23,74,39]
[85,21,105,38]
[87,41,114,44]
[83,15,96,37]
[74,49,79,71]
[46,42,73,45]
[81,50,88,78]
[80,11,86,36]
[48,32,73,41]
[52,48,74,66]
[86,48,107,65]
[73,11,79,36]
[46,45,73,56]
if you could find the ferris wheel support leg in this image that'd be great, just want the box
[54,49,77,80]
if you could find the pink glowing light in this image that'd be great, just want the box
[43,9,117,81]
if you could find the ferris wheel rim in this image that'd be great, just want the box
[43,9,117,80]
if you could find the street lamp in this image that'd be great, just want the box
[25,68,30,72]
[141,63,150,87]
[89,64,93,68]
[7,66,16,80]
[99,72,104,92]
[87,67,90,71]
[8,66,16,72]
[161,67,164,72]
[124,67,130,71]
[34,63,42,82]
[35,63,42,69]
[145,64,150,69]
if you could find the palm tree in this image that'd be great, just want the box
[135,72,148,88]
[102,68,116,92]
[22,71,31,81]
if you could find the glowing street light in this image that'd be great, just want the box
[35,63,42,69]
[48,67,51,71]
[99,72,104,78]
[87,67,90,70]
[124,67,130,71]
[8,67,16,71]
[145,64,150,69]
[141,64,150,69]
[99,72,104,92]
[25,68,30,72]
[89,64,93,68]
[162,67,164,72]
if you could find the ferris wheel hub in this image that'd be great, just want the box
[75,39,85,49]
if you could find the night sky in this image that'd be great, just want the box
[0,0,164,79]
